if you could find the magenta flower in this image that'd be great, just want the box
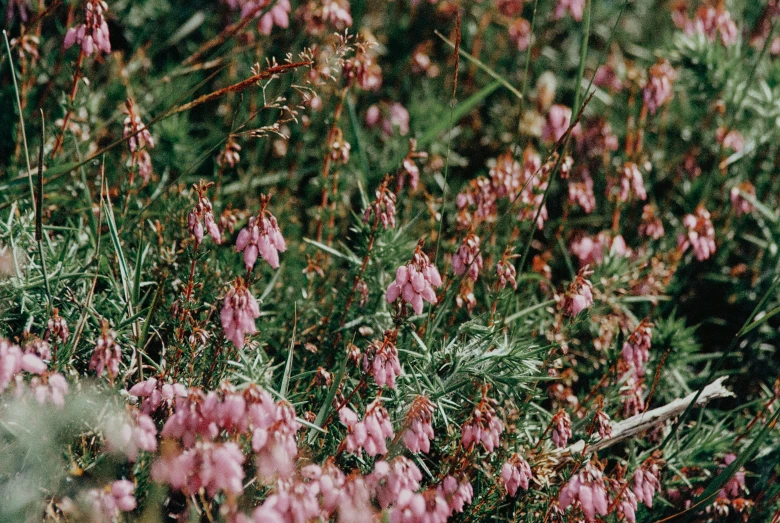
[363,178,397,229]
[633,461,662,507]
[250,394,301,482]
[186,181,221,246]
[340,399,394,456]
[509,18,532,51]
[402,396,436,454]
[554,0,585,21]
[551,409,573,448]
[45,307,69,343]
[717,453,746,499]
[496,255,518,291]
[151,441,245,498]
[501,454,533,496]
[619,162,647,202]
[363,330,402,389]
[86,480,136,520]
[220,278,261,348]
[128,376,188,414]
[563,266,594,316]
[370,457,422,509]
[461,392,503,453]
[594,410,612,439]
[730,182,755,217]
[569,171,596,213]
[386,242,442,315]
[678,206,716,261]
[542,105,573,143]
[1,339,48,393]
[621,320,653,377]
[639,204,665,239]
[644,60,676,115]
[390,488,450,523]
[63,0,111,56]
[438,476,473,515]
[452,233,483,282]
[692,6,739,46]
[235,196,286,271]
[89,324,121,381]
[559,462,609,523]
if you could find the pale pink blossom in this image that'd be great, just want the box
[496,256,518,291]
[370,457,422,509]
[542,105,573,143]
[563,266,594,316]
[501,454,533,496]
[89,325,121,380]
[559,462,609,522]
[363,330,402,389]
[251,395,301,482]
[390,489,450,523]
[151,441,245,498]
[452,233,483,282]
[63,0,111,56]
[188,182,221,247]
[551,409,573,448]
[235,196,286,271]
[106,410,158,462]
[692,6,739,46]
[340,399,394,456]
[554,0,585,21]
[569,171,596,213]
[619,162,647,202]
[508,18,532,51]
[386,242,442,315]
[45,308,69,343]
[639,205,665,239]
[716,127,745,152]
[678,206,716,261]
[220,279,261,348]
[633,461,662,508]
[621,320,653,377]
[644,60,676,115]
[363,179,397,229]
[594,410,612,439]
[730,182,755,217]
[461,393,503,453]
[86,480,136,521]
[717,453,746,499]
[438,476,473,515]
[402,396,436,453]
[128,377,188,414]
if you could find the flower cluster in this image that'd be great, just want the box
[63,0,111,56]
[621,320,653,377]
[235,195,287,271]
[362,330,402,389]
[559,462,609,522]
[501,454,533,496]
[363,178,397,229]
[402,396,436,453]
[551,409,573,448]
[386,242,442,315]
[220,278,261,348]
[85,481,136,521]
[340,399,394,456]
[679,206,716,261]
[452,233,483,282]
[730,181,755,217]
[562,266,595,316]
[152,440,245,498]
[45,308,69,343]
[633,460,662,508]
[89,323,121,381]
[187,181,221,247]
[644,60,676,115]
[123,99,155,183]
[619,162,647,202]
[461,391,504,453]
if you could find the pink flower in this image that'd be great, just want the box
[106,410,158,462]
[614,479,639,523]
[461,392,503,453]
[390,489,450,523]
[370,457,423,509]
[619,162,647,202]
[402,396,436,453]
[340,399,395,456]
[717,453,746,499]
[644,60,676,115]
[621,320,653,377]
[559,462,609,523]
[220,279,261,348]
[632,461,662,508]
[639,205,665,239]
[188,182,221,246]
[730,182,755,217]
[363,178,397,229]
[0,340,46,390]
[716,127,745,152]
[542,105,573,143]
[569,171,596,213]
[678,206,716,261]
[366,103,410,137]
[89,325,121,380]
[151,441,245,498]
[45,307,69,343]
[594,410,612,439]
[63,0,111,56]
[692,6,739,46]
[452,233,483,282]
[251,395,301,482]
[386,242,442,315]
[438,476,473,515]
[496,256,518,291]
[363,330,402,389]
[554,0,585,21]
[259,0,291,34]
[501,454,533,496]
[86,480,136,520]
[563,266,594,316]
[235,196,287,271]
[497,0,523,17]
[128,377,188,414]
[508,18,531,51]
[551,409,573,448]
[218,136,242,168]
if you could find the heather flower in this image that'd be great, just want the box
[123,99,155,183]
[151,441,245,498]
[26,373,69,407]
[594,410,612,439]
[438,476,473,515]
[386,242,442,315]
[251,396,301,482]
[329,128,352,164]
[501,454,533,496]
[25,338,51,362]
[363,178,397,229]
[644,60,676,115]
[89,323,121,381]
[554,0,585,21]
[188,181,221,246]
[692,6,739,46]
[397,139,427,192]
[497,0,524,17]
[366,102,410,137]
[559,462,609,523]
[496,255,518,291]
[128,376,188,414]
[86,480,137,521]
[551,409,573,448]
[218,136,242,168]
[220,278,261,348]
[716,127,745,152]
[231,0,292,34]
[568,170,596,213]
[633,461,662,508]
[678,206,716,261]
[456,279,477,312]
[542,104,573,143]
[390,489,450,523]
[508,18,532,51]
[452,233,483,282]
[45,307,69,343]
[370,457,423,509]
[621,320,653,376]
[461,392,503,453]
[106,410,158,462]
[563,266,594,316]
[402,396,436,453]
[517,149,551,230]
[619,162,647,202]
[258,476,322,522]
[639,204,665,239]
[620,376,646,417]
[63,0,111,56]
[340,399,394,456]
[717,453,746,499]
[614,480,639,523]
[362,330,402,389]
[730,182,755,217]
[235,195,287,271]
